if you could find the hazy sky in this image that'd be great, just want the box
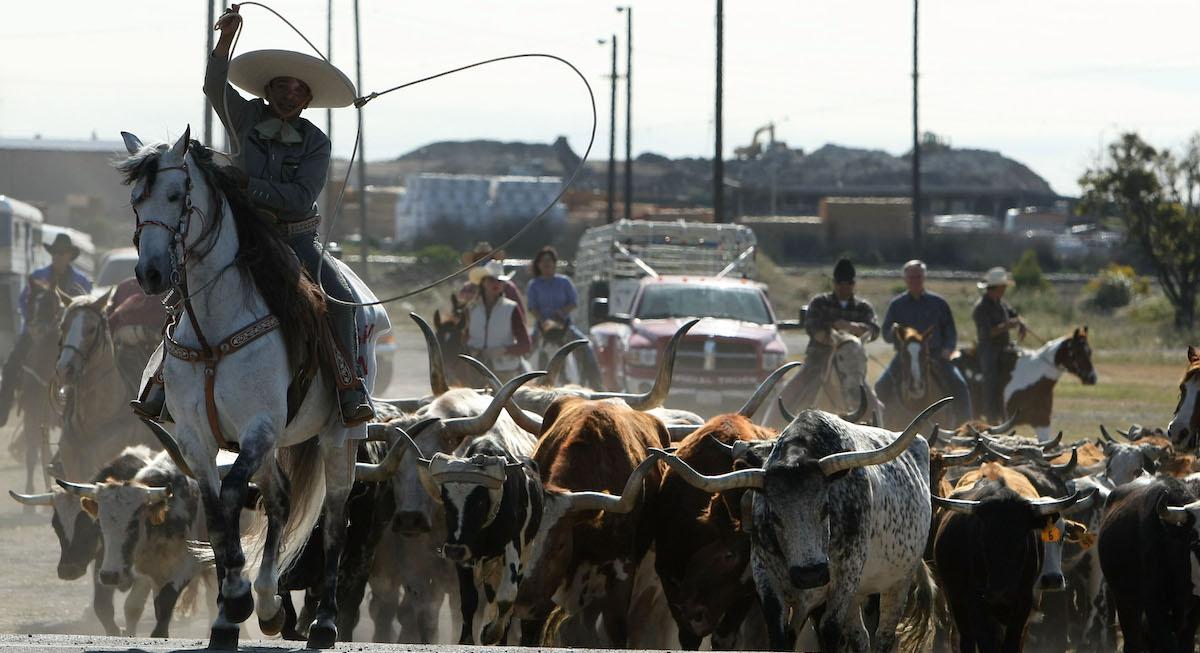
[5,0,1200,196]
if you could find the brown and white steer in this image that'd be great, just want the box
[512,395,669,647]
[956,327,1097,442]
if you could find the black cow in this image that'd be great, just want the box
[933,477,1081,652]
[274,440,395,641]
[1099,477,1200,653]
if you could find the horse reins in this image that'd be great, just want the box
[132,159,279,451]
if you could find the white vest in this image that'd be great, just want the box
[468,297,522,371]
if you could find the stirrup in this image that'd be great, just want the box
[338,387,374,427]
[131,384,172,423]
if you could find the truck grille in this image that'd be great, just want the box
[676,339,759,371]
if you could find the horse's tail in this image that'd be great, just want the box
[897,559,937,653]
[238,436,325,579]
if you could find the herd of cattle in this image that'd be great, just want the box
[11,314,1200,652]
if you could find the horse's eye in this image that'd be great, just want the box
[167,193,181,203]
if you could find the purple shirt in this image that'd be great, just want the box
[527,274,578,323]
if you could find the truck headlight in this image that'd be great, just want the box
[624,347,658,367]
[762,350,787,370]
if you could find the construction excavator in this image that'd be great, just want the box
[735,122,783,160]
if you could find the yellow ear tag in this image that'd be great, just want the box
[1041,523,1062,543]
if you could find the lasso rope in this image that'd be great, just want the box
[216,3,598,306]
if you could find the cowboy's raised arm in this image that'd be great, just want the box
[205,10,254,137]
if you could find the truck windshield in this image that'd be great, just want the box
[636,284,771,324]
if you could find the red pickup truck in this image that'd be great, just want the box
[589,275,797,413]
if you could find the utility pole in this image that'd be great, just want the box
[204,0,215,146]
[713,0,725,223]
[354,0,369,281]
[324,0,334,228]
[911,0,922,252]
[603,35,618,224]
[618,6,633,221]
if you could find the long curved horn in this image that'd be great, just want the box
[1050,446,1079,474]
[981,441,1015,463]
[942,440,985,467]
[1099,425,1118,443]
[818,396,954,476]
[838,384,869,423]
[1040,431,1063,451]
[457,355,545,435]
[648,447,765,493]
[356,419,438,482]
[560,453,662,514]
[985,412,1019,434]
[932,494,980,515]
[709,434,736,456]
[776,397,797,424]
[1030,490,1081,516]
[591,318,700,410]
[138,418,196,479]
[1063,487,1098,515]
[927,424,941,448]
[544,339,589,387]
[411,313,449,395]
[55,479,98,498]
[441,371,546,439]
[9,490,55,506]
[1160,499,1200,526]
[738,362,802,419]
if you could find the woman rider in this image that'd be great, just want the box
[466,261,531,382]
[132,6,373,425]
[526,246,603,389]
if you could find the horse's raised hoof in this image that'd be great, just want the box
[306,620,337,649]
[258,600,286,637]
[223,588,254,625]
[208,624,240,650]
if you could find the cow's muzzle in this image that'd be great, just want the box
[788,563,830,589]
[1038,572,1066,592]
[392,511,431,535]
[98,570,122,587]
[442,543,471,562]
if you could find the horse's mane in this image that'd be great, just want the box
[116,142,325,367]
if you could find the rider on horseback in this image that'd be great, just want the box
[0,234,92,426]
[132,7,373,425]
[874,260,973,424]
[774,258,878,416]
[972,267,1025,422]
[465,261,531,381]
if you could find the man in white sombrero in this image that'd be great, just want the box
[133,6,372,424]
[972,266,1025,422]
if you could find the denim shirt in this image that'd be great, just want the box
[203,52,330,225]
[19,264,92,331]
[880,291,957,353]
[527,274,579,324]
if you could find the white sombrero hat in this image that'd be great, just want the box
[229,49,357,109]
[977,266,1014,289]
[468,261,508,286]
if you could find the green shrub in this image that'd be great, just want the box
[413,244,459,271]
[1085,264,1149,311]
[1012,249,1049,291]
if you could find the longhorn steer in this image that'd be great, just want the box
[652,398,951,652]
[513,395,670,647]
[1100,477,1200,652]
[933,469,1083,653]
[56,448,216,638]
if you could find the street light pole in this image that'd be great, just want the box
[354,0,369,281]
[911,0,922,253]
[714,0,725,224]
[618,6,633,221]
[204,0,215,146]
[601,35,618,224]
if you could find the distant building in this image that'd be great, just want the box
[395,173,566,242]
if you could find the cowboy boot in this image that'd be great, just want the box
[328,306,374,427]
[130,368,172,423]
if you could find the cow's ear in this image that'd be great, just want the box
[148,503,169,526]
[1189,346,1199,364]
[80,497,98,519]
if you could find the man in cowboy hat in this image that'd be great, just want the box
[972,266,1025,421]
[769,258,879,423]
[0,233,92,425]
[134,7,372,425]
[456,242,525,311]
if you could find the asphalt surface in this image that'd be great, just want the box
[0,634,565,652]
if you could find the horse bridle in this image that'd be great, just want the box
[58,304,108,369]
[131,161,195,291]
[898,336,935,409]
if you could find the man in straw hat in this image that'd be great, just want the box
[0,233,92,425]
[972,266,1025,421]
[133,6,372,425]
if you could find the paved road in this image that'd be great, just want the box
[0,633,568,652]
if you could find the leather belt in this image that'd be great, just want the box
[274,215,321,237]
